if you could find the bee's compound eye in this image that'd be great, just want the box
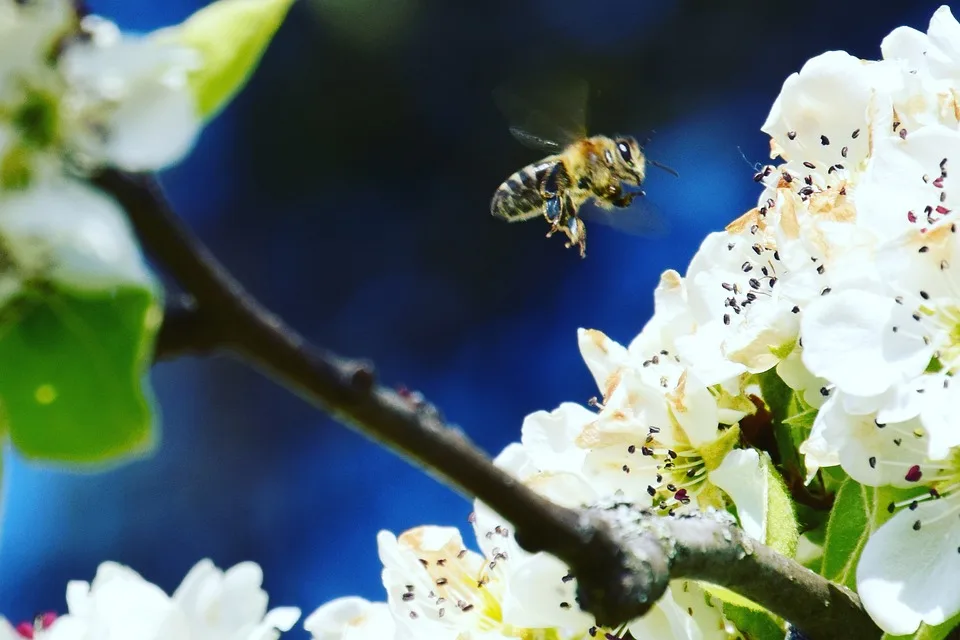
[604,149,614,164]
[617,141,632,163]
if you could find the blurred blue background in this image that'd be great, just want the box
[0,0,951,635]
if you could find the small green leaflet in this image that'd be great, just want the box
[722,600,788,640]
[820,478,919,590]
[0,287,161,462]
[155,0,297,120]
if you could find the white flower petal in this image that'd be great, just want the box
[723,302,798,374]
[577,328,629,398]
[0,178,157,292]
[761,50,889,167]
[801,290,931,397]
[252,607,301,639]
[520,402,593,473]
[918,381,960,459]
[304,598,394,640]
[95,80,200,171]
[501,552,592,631]
[669,373,720,448]
[857,496,960,635]
[709,449,766,542]
[60,36,201,171]
[776,348,828,409]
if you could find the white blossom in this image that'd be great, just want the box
[303,597,395,640]
[576,328,766,540]
[469,438,742,640]
[29,559,299,640]
[172,559,301,640]
[0,0,201,303]
[0,1,200,187]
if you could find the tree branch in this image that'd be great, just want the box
[93,169,882,640]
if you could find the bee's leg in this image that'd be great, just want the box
[604,183,644,208]
[543,198,563,238]
[561,215,587,258]
[540,163,571,236]
[610,191,637,208]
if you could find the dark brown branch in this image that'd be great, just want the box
[93,169,882,640]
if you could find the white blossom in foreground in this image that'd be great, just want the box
[0,0,201,310]
[0,0,200,187]
[6,559,300,640]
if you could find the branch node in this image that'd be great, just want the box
[345,360,377,392]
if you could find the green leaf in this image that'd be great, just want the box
[0,287,161,462]
[820,478,919,590]
[782,406,817,430]
[762,450,799,558]
[156,0,296,120]
[722,600,786,640]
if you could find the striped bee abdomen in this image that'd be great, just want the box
[490,160,560,222]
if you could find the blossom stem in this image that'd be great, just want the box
[93,169,882,640]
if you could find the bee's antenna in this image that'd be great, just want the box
[648,158,679,178]
[639,129,657,148]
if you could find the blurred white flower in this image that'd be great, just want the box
[173,559,301,640]
[303,597,395,640]
[0,1,200,309]
[28,559,299,640]
[0,1,200,188]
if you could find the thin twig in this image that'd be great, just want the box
[93,169,882,640]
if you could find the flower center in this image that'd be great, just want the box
[907,156,952,231]
[640,429,709,514]
[885,449,960,520]
[928,302,960,370]
[1,85,62,189]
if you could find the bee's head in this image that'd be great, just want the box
[611,136,646,185]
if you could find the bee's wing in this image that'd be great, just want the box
[580,196,671,239]
[507,127,563,153]
[493,76,589,151]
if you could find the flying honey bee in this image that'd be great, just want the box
[490,78,676,257]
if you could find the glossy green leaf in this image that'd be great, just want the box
[820,478,919,590]
[722,600,786,640]
[762,450,799,558]
[0,287,161,462]
[156,0,296,120]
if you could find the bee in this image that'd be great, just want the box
[490,78,676,257]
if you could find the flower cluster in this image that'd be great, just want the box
[306,5,960,638]
[0,0,199,302]
[4,2,960,638]
[0,559,300,640]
